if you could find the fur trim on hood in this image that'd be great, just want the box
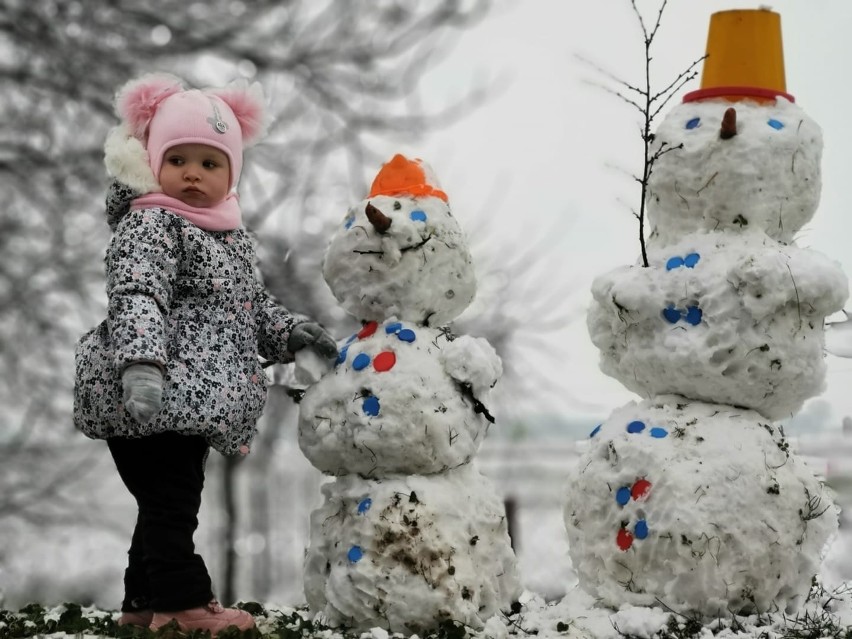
[104,124,161,194]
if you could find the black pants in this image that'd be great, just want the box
[108,432,215,612]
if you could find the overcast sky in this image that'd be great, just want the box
[376,1,852,425]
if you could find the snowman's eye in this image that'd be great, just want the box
[410,210,427,222]
[344,216,355,229]
[767,118,784,130]
[685,117,701,130]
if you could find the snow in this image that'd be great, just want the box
[321,193,476,328]
[588,231,847,419]
[565,398,836,616]
[646,98,822,246]
[298,320,497,476]
[303,466,520,633]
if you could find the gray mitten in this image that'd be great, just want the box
[122,363,164,424]
[287,322,338,360]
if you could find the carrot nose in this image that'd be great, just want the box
[720,107,737,140]
[365,202,392,233]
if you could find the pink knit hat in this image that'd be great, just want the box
[114,73,266,190]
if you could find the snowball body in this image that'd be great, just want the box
[564,398,837,616]
[298,319,500,476]
[304,465,520,633]
[587,231,847,420]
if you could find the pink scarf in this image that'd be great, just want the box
[130,192,242,231]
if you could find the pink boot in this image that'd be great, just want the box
[149,600,255,635]
[118,610,154,627]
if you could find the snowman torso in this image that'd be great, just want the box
[298,319,497,476]
[588,231,847,419]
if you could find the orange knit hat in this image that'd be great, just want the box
[368,154,448,202]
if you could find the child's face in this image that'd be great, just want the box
[159,143,231,207]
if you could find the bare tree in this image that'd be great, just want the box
[577,0,703,266]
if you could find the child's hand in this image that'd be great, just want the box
[122,363,164,423]
[288,322,338,360]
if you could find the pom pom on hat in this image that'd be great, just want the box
[115,73,184,139]
[209,80,267,147]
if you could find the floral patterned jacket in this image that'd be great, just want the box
[74,182,306,455]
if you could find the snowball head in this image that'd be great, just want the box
[564,397,837,617]
[303,465,522,633]
[647,97,822,246]
[587,231,848,420]
[298,319,501,477]
[322,194,476,327]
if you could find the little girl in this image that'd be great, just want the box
[74,74,337,634]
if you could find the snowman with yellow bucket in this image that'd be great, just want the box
[567,9,847,616]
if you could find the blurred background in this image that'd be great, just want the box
[3,0,852,611]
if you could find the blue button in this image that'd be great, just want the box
[683,252,700,268]
[348,545,363,562]
[634,520,649,539]
[410,210,427,222]
[358,498,372,514]
[352,353,371,370]
[627,421,646,434]
[666,256,684,271]
[662,306,682,323]
[616,486,631,506]
[362,396,380,416]
[650,427,668,438]
[385,322,403,334]
[685,305,702,326]
[397,329,416,343]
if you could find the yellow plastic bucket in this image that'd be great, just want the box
[683,9,794,103]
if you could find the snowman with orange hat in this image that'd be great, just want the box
[296,154,521,633]
[566,9,847,617]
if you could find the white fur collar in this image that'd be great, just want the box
[103,124,161,194]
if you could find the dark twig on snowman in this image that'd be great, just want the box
[578,0,704,267]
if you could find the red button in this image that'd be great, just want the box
[357,321,378,339]
[631,479,652,501]
[373,351,396,372]
[616,528,634,551]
